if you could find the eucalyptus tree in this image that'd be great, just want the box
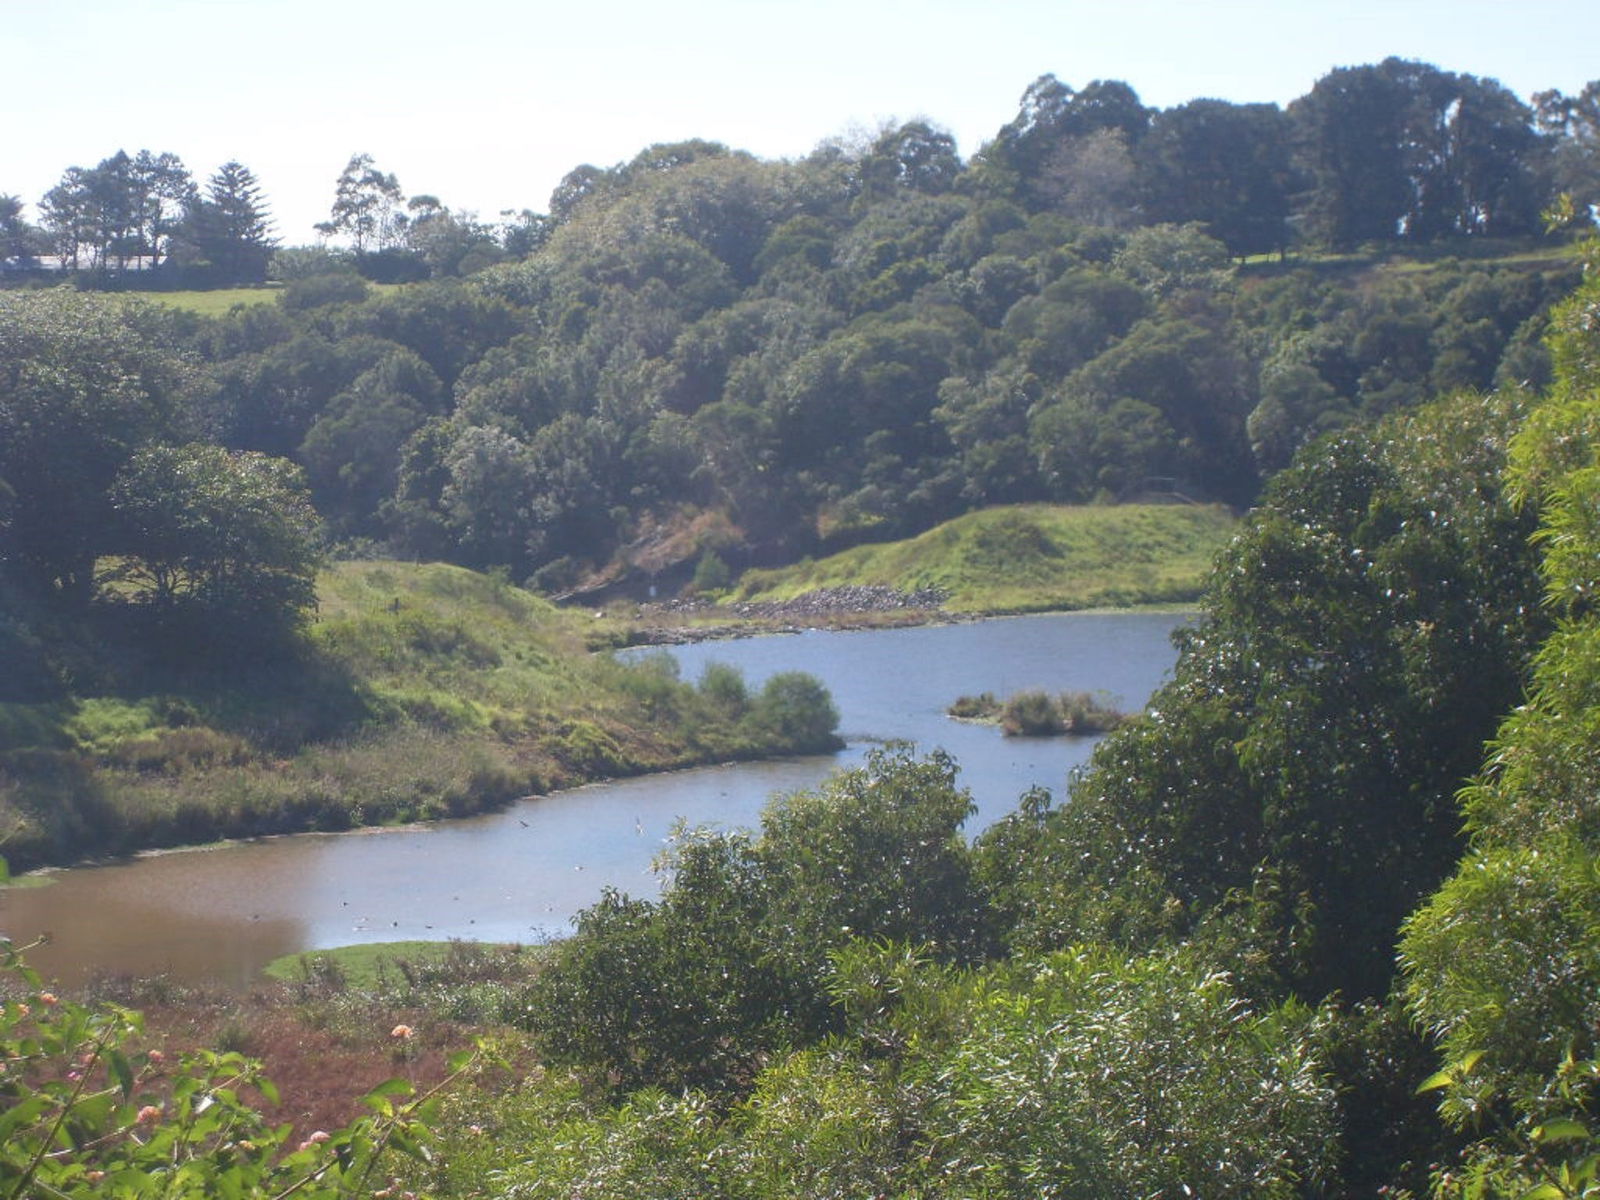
[128,148,196,267]
[38,149,193,271]
[1402,249,1600,1198]
[973,74,1150,210]
[1535,79,1600,216]
[317,152,405,251]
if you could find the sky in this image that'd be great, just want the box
[8,0,1599,246]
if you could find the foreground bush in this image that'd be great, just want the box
[415,941,1336,1199]
[1401,245,1600,1198]
[0,936,475,1198]
[525,747,984,1095]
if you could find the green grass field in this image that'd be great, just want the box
[729,503,1239,614]
[137,282,403,317]
[263,941,462,987]
[141,286,283,315]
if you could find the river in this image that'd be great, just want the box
[0,611,1188,987]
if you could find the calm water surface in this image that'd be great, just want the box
[1,612,1188,986]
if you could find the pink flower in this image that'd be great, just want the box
[147,1049,164,1064]
[136,1105,162,1124]
[390,1024,414,1040]
[38,992,58,1006]
[298,1130,331,1152]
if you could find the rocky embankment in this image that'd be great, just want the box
[630,585,950,644]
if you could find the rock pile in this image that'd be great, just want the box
[725,585,948,620]
[632,585,949,644]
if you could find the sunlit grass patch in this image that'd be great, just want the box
[137,286,282,316]
[263,941,461,987]
[732,503,1238,613]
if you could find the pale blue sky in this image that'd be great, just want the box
[8,0,1598,244]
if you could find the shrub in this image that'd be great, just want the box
[526,749,982,1096]
[1000,689,1062,736]
[948,692,999,720]
[103,726,251,774]
[278,270,369,312]
[691,549,732,594]
[1057,689,1128,733]
[696,661,750,715]
[556,720,625,774]
[746,672,841,753]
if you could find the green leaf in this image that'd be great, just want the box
[1533,1118,1592,1144]
[388,1128,428,1162]
[1417,1066,1456,1093]
[363,1076,415,1102]
[361,1093,394,1118]
[108,1048,134,1099]
[0,1092,51,1144]
[360,1076,415,1114]
[1419,1049,1486,1093]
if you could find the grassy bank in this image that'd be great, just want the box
[727,502,1238,614]
[0,561,840,873]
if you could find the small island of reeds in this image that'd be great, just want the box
[947,689,1129,736]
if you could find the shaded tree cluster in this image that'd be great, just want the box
[0,291,322,690]
[14,150,278,284]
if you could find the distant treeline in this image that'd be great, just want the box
[3,58,1599,282]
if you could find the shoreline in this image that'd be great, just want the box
[613,591,1202,647]
[4,600,1197,883]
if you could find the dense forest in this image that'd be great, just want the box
[4,56,1600,1198]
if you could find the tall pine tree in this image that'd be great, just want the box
[188,161,276,283]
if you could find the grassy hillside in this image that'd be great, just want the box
[728,503,1238,614]
[0,561,838,873]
